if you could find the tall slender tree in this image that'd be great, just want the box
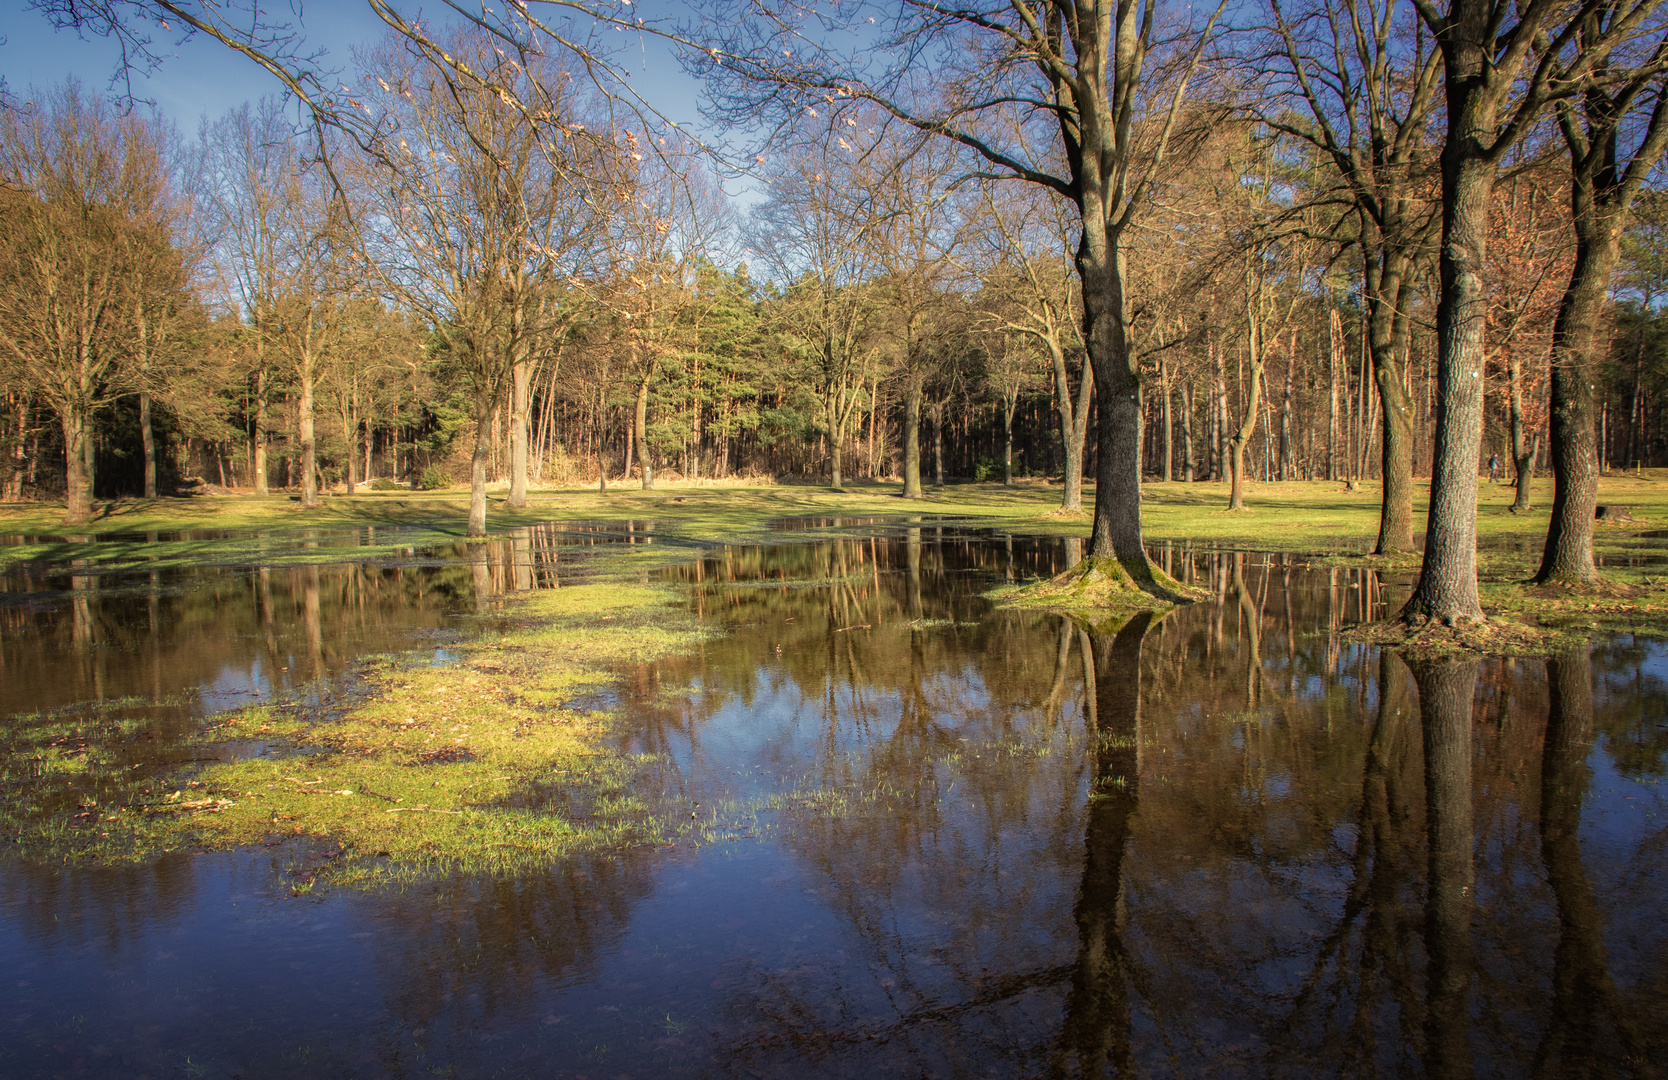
[1536,19,1668,584]
[699,0,1228,598]
[1259,0,1443,553]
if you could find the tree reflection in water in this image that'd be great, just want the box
[1413,655,1479,1080]
[1057,610,1152,1078]
[1535,649,1648,1077]
[3,532,1667,1078]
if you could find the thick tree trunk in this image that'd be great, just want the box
[61,408,90,525]
[1413,655,1478,1080]
[1401,145,1492,624]
[634,375,654,490]
[1080,234,1174,596]
[140,391,156,499]
[1537,205,1622,582]
[903,375,923,498]
[507,358,532,507]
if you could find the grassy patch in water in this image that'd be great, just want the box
[992,555,1208,613]
[1,582,709,886]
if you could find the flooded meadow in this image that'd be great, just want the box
[1,522,1664,1078]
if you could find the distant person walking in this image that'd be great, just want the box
[1488,453,1501,483]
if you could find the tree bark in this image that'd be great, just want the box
[343,413,358,493]
[903,374,923,498]
[1003,394,1016,486]
[61,407,90,525]
[1180,382,1195,482]
[469,397,491,537]
[1278,351,1293,481]
[507,358,532,507]
[298,345,318,508]
[1401,110,1494,623]
[1080,234,1173,595]
[1228,312,1265,510]
[1161,360,1174,482]
[1368,257,1419,550]
[1051,338,1092,510]
[634,374,654,490]
[1508,351,1536,512]
[1214,338,1230,482]
[83,420,96,501]
[140,391,157,499]
[931,398,945,487]
[1329,310,1343,481]
[252,369,269,496]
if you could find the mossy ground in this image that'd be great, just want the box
[991,555,1210,612]
[1,583,709,888]
[6,474,1668,628]
[5,471,1668,885]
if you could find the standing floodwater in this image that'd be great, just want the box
[2,526,1664,1078]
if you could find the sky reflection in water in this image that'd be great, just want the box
[1,525,1665,1078]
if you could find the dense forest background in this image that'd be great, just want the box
[2,11,1666,523]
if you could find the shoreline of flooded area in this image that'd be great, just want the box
[2,526,1664,1078]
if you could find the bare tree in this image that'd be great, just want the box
[697,0,1228,598]
[1400,0,1667,625]
[1536,15,1668,584]
[603,150,734,490]
[1258,0,1443,552]
[356,29,616,535]
[196,99,317,497]
[747,139,882,489]
[0,82,178,523]
[968,181,1094,509]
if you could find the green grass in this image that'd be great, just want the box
[5,471,1668,883]
[7,472,1668,618]
[1,582,710,885]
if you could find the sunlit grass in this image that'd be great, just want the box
[0,581,711,886]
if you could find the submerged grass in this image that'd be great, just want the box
[1,583,708,887]
[5,472,1668,884]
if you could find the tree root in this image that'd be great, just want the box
[1345,613,1552,655]
[998,555,1206,612]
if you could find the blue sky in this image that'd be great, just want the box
[0,3,709,135]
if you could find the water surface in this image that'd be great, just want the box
[2,527,1664,1078]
